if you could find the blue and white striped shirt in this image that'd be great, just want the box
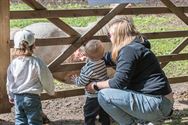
[74,59,108,98]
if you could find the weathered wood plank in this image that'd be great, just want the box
[34,37,78,46]
[10,37,79,47]
[50,53,188,72]
[40,75,188,100]
[168,76,188,84]
[158,53,188,62]
[142,30,188,39]
[160,0,188,25]
[22,0,80,36]
[10,6,188,19]
[22,0,45,9]
[9,30,188,48]
[41,88,84,100]
[55,62,85,72]
[0,0,11,113]
[48,4,129,71]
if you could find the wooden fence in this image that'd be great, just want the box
[9,0,188,6]
[0,0,187,113]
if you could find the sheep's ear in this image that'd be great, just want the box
[109,4,119,8]
[126,3,132,8]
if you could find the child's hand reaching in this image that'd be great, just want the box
[70,74,78,84]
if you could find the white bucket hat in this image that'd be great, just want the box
[14,30,35,48]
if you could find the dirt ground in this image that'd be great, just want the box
[0,83,188,125]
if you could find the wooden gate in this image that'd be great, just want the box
[0,0,188,113]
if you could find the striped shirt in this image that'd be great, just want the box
[74,59,108,98]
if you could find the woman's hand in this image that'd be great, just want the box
[86,80,109,93]
[85,83,96,93]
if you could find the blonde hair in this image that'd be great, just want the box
[12,41,35,58]
[85,39,104,60]
[109,16,142,61]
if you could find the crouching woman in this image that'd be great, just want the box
[86,16,174,125]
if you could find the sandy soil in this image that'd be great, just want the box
[0,83,188,125]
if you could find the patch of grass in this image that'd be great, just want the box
[62,16,97,27]
[10,19,48,28]
[150,38,184,55]
[10,3,32,10]
[134,15,188,32]
[10,3,89,10]
[10,16,97,28]
[10,3,97,28]
[149,38,188,77]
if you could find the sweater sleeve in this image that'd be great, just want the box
[74,65,93,87]
[38,59,55,96]
[108,46,138,89]
[6,64,14,99]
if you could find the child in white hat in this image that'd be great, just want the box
[6,30,55,125]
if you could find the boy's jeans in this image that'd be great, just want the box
[98,88,173,125]
[14,93,42,125]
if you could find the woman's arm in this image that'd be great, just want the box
[73,66,93,87]
[6,65,14,103]
[108,46,138,89]
[86,46,138,93]
[38,59,55,96]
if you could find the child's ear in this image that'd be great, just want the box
[85,53,89,57]
[83,49,87,56]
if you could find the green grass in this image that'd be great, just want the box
[10,3,188,78]
[10,3,97,28]
[10,16,97,28]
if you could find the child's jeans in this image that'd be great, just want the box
[84,97,110,125]
[98,88,174,125]
[14,93,42,125]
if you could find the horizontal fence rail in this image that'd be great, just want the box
[41,88,85,100]
[10,7,188,19]
[40,75,188,100]
[10,31,188,47]
[51,53,188,73]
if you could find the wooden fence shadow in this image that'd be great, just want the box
[164,108,188,125]
[0,119,14,125]
[48,109,188,125]
[48,119,83,125]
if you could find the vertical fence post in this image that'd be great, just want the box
[0,0,11,113]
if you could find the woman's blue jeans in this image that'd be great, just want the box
[14,94,42,125]
[98,88,173,125]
